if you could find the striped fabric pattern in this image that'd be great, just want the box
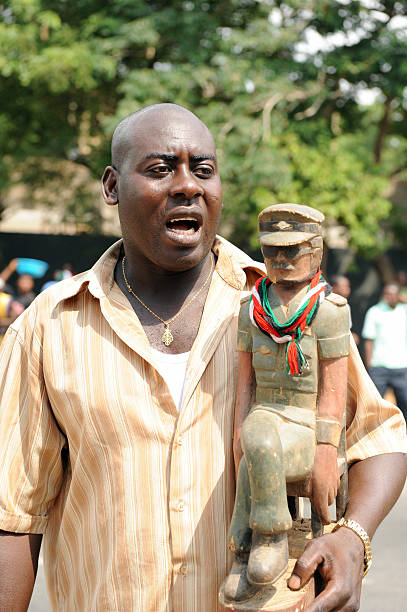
[0,238,405,612]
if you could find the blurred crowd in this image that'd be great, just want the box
[0,258,74,322]
[331,272,407,424]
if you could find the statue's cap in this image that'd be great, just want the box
[258,203,324,246]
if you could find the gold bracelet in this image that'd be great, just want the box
[332,517,373,577]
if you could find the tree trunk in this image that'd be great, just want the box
[374,98,393,164]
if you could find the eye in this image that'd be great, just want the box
[285,245,300,259]
[194,164,215,178]
[147,164,172,176]
[149,164,172,174]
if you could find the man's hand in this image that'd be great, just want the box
[289,453,407,611]
[287,527,364,612]
[307,444,340,524]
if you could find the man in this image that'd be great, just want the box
[0,104,405,612]
[224,204,350,602]
[362,283,407,421]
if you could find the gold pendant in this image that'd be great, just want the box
[162,326,174,346]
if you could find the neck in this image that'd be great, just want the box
[271,279,310,306]
[118,247,214,309]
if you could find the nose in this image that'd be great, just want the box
[169,166,204,201]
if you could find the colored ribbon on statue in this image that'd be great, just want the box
[249,269,331,375]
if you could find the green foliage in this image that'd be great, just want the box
[0,0,406,251]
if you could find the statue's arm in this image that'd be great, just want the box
[288,452,407,612]
[0,530,42,611]
[309,356,348,523]
[233,350,255,479]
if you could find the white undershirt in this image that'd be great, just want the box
[151,349,190,412]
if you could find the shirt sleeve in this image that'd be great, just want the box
[0,317,67,534]
[237,299,253,352]
[361,305,377,340]
[345,335,407,464]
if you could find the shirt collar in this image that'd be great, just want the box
[212,235,265,289]
[52,236,265,307]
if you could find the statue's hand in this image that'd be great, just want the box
[287,527,364,611]
[308,444,340,524]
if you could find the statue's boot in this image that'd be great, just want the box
[246,531,289,586]
[223,553,259,603]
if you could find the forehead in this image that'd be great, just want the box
[384,286,399,295]
[124,112,216,162]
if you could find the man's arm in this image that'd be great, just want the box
[0,259,18,288]
[0,531,42,612]
[288,452,407,612]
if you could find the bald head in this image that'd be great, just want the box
[331,275,351,299]
[382,283,400,309]
[111,104,214,170]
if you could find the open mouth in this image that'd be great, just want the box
[166,217,201,235]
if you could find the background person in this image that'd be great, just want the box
[0,258,18,293]
[14,273,36,308]
[0,292,25,319]
[331,274,359,345]
[362,283,407,422]
[0,259,37,308]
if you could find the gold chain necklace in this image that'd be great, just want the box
[121,255,214,346]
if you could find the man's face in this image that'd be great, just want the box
[333,277,351,299]
[382,285,400,308]
[262,242,319,285]
[103,110,222,272]
[17,274,34,293]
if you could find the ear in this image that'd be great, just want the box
[101,166,119,206]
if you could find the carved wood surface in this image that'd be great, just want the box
[219,519,332,611]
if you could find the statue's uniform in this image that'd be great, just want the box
[228,284,350,552]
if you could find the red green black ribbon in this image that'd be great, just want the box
[249,270,330,375]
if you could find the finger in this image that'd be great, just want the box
[313,496,330,525]
[287,543,325,590]
[328,487,336,507]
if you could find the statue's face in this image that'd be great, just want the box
[262,241,322,284]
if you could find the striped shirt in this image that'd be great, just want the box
[0,238,405,612]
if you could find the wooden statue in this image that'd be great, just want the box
[221,204,350,608]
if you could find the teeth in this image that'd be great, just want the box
[173,227,195,234]
[169,217,195,222]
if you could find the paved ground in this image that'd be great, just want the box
[359,477,406,611]
[29,481,407,611]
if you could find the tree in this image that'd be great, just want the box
[0,0,406,253]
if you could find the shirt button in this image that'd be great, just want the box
[180,564,188,576]
[177,501,185,512]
